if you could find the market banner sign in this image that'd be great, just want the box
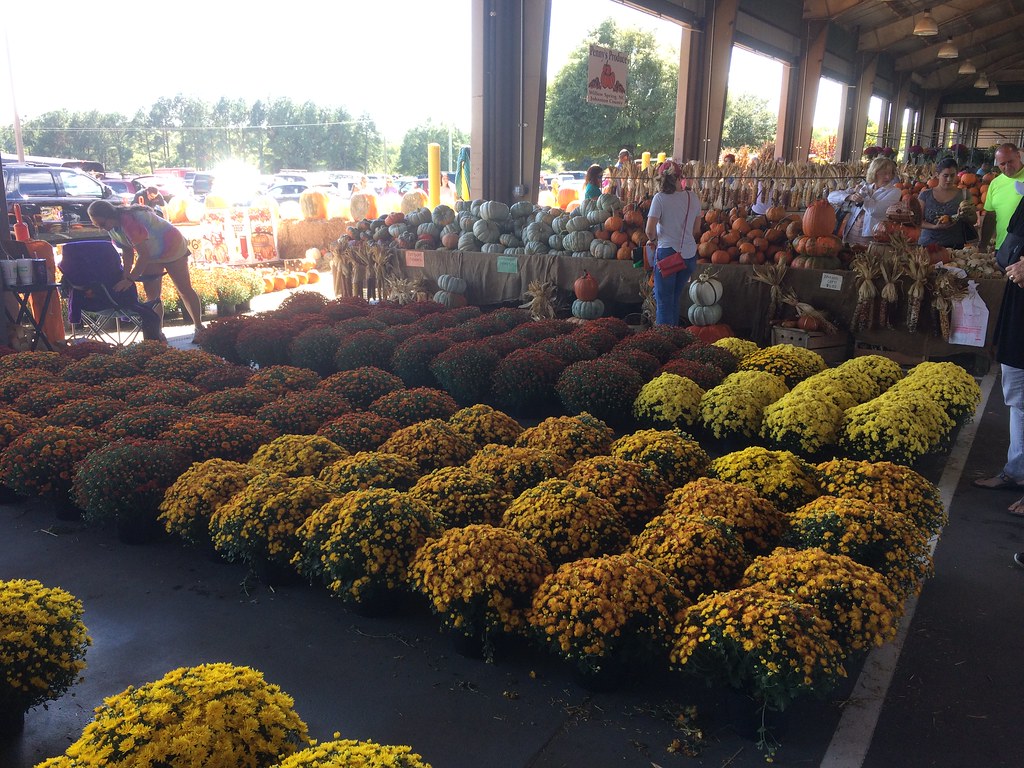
[586,44,628,108]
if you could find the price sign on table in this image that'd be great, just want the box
[404,250,425,268]
[820,272,844,291]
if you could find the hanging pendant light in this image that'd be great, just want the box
[937,37,959,59]
[985,84,1000,96]
[913,9,939,36]
[974,73,990,89]
[958,59,977,75]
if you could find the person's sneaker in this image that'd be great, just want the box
[1014,552,1024,569]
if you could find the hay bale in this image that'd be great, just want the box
[277,218,350,261]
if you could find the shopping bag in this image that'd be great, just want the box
[949,285,989,347]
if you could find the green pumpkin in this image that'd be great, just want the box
[438,274,468,294]
[524,241,548,255]
[548,233,564,250]
[562,230,594,253]
[510,200,534,219]
[589,239,617,259]
[472,218,501,244]
[499,233,523,247]
[479,201,511,221]
[572,298,605,320]
[687,303,723,326]
[552,214,572,234]
[432,205,456,227]
[596,192,623,213]
[457,232,480,251]
[481,243,504,253]
[688,276,724,306]
[523,222,553,243]
[564,215,591,233]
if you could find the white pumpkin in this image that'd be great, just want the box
[687,303,723,326]
[688,276,725,307]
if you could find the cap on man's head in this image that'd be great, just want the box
[618,148,631,157]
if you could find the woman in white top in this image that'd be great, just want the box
[644,160,703,325]
[827,157,902,245]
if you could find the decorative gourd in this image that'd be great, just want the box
[687,303,724,326]
[479,201,511,221]
[385,211,405,226]
[457,232,480,251]
[562,230,594,252]
[688,274,724,306]
[802,199,836,238]
[572,298,605,320]
[472,218,501,244]
[432,204,456,227]
[299,190,329,220]
[437,274,468,294]
[574,271,599,301]
[589,239,617,259]
[510,201,534,219]
[434,290,468,308]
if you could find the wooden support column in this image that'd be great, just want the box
[686,0,739,164]
[775,62,793,161]
[673,25,698,161]
[847,54,878,162]
[788,21,828,164]
[919,92,941,149]
[471,0,551,203]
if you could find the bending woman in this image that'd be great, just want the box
[88,201,205,341]
[644,160,702,326]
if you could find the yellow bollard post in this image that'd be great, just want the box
[427,143,441,209]
[657,152,666,164]
[641,152,651,170]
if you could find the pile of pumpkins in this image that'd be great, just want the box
[258,256,321,293]
[695,204,792,266]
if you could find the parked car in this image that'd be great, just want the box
[102,178,139,205]
[3,163,122,241]
[131,174,190,201]
[265,182,311,205]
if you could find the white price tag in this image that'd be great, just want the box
[819,272,844,291]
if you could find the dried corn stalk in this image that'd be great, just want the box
[519,280,557,320]
[930,269,969,341]
[877,252,906,330]
[850,250,880,331]
[780,288,840,335]
[751,262,789,333]
[639,277,656,326]
[904,248,932,333]
[385,276,418,305]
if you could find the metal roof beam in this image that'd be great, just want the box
[893,15,1024,71]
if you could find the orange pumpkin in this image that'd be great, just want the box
[797,314,821,331]
[574,271,599,301]
[610,230,629,246]
[604,215,623,231]
[766,205,787,223]
[616,244,633,260]
[272,275,286,291]
[685,323,734,343]
[306,269,320,284]
[284,273,300,289]
[710,249,732,264]
[959,172,978,187]
[802,199,837,238]
[263,277,274,293]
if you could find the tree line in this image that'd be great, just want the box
[0,95,469,176]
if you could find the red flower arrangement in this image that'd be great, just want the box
[235,317,302,368]
[429,340,501,406]
[287,326,345,377]
[332,330,396,373]
[142,349,228,382]
[611,331,678,362]
[124,379,203,407]
[490,348,566,417]
[321,367,404,410]
[192,364,254,392]
[44,398,127,430]
[161,413,280,462]
[58,354,140,384]
[14,382,105,417]
[0,425,106,500]
[255,390,352,435]
[529,334,597,363]
[316,412,401,453]
[657,358,725,390]
[389,334,453,388]
[247,365,322,397]
[103,404,186,440]
[555,358,645,428]
[369,387,459,427]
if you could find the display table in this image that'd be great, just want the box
[683,262,1005,362]
[389,249,646,306]
[4,284,60,351]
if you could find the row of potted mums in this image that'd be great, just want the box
[0,293,976,761]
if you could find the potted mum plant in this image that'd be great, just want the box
[528,553,689,691]
[47,663,308,768]
[409,524,552,661]
[0,578,91,737]
[73,438,192,544]
[275,739,432,768]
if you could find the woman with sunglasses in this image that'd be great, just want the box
[918,158,976,248]
[87,200,206,342]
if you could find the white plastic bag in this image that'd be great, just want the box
[949,281,989,347]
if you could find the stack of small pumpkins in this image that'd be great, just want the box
[684,271,733,342]
[787,199,844,269]
[570,270,603,319]
[695,204,791,266]
[433,273,469,308]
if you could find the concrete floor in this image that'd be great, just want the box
[0,317,1021,767]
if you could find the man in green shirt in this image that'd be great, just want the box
[981,143,1024,250]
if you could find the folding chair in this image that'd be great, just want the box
[58,240,163,347]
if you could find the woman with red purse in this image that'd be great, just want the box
[644,160,703,325]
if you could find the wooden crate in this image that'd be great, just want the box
[771,326,850,364]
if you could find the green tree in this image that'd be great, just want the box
[397,121,470,175]
[721,93,777,150]
[544,19,678,169]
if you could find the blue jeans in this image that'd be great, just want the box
[653,248,694,325]
[1001,364,1024,480]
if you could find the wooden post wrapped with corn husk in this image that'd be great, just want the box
[639,277,656,327]
[850,250,881,331]
[330,240,356,298]
[904,247,933,334]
